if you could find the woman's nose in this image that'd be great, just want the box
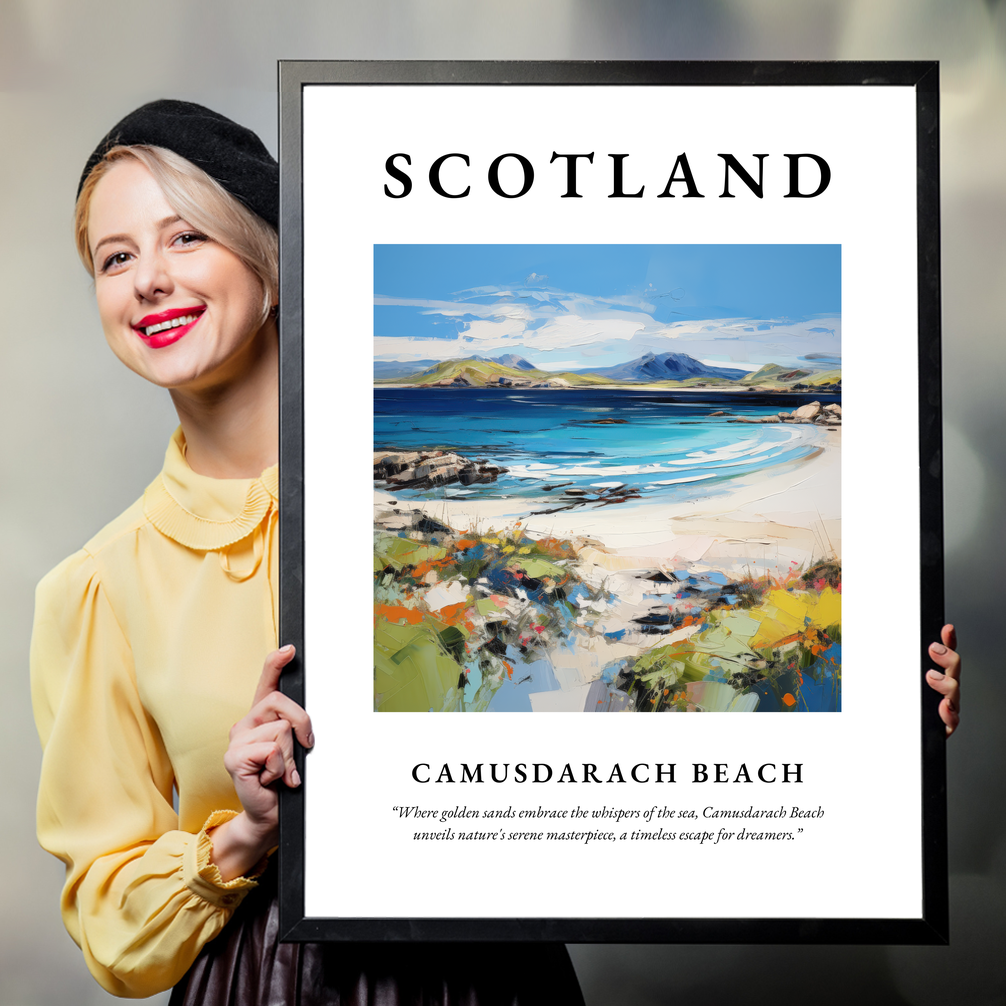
[133,249,173,302]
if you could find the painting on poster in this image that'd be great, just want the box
[372,243,841,715]
[279,62,945,943]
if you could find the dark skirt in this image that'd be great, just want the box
[169,869,585,1006]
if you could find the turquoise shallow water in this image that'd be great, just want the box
[374,388,835,504]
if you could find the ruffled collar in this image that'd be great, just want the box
[143,428,278,551]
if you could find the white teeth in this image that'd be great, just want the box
[142,313,199,337]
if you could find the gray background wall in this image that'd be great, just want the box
[1,2,1002,1003]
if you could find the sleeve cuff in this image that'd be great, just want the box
[182,810,269,909]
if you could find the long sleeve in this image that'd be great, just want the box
[31,548,260,998]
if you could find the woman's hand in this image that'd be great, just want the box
[209,645,314,881]
[926,624,961,738]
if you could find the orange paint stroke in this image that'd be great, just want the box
[437,601,474,631]
[374,603,423,625]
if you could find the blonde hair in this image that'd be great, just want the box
[75,145,278,323]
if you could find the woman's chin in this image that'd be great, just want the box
[110,323,273,395]
[122,353,219,392]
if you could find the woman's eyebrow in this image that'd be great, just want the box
[92,216,185,257]
[92,232,133,256]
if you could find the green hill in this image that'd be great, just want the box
[376,358,622,388]
[740,363,841,389]
[741,364,810,385]
[407,358,546,385]
[802,368,842,387]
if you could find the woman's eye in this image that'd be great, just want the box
[173,231,208,248]
[101,251,131,273]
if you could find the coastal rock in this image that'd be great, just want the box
[728,403,841,427]
[376,449,508,490]
[428,465,462,486]
[414,453,463,479]
[387,467,418,483]
[373,451,423,477]
[460,467,499,485]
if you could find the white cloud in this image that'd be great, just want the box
[374,286,841,369]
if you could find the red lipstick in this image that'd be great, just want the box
[132,306,205,349]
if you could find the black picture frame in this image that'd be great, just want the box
[277,60,945,944]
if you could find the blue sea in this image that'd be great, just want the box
[374,388,838,505]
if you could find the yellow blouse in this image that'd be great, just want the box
[31,428,279,998]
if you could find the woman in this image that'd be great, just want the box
[31,100,586,1003]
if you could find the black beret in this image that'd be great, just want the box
[78,99,278,228]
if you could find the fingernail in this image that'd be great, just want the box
[928,670,944,679]
[931,643,947,654]
[307,732,315,748]
[280,644,295,654]
[292,768,301,787]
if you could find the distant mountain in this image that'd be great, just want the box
[374,353,840,390]
[580,352,749,383]
[374,359,439,380]
[492,354,536,371]
[740,363,812,385]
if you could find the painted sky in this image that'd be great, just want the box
[374,244,841,372]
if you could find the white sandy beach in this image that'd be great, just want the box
[375,427,841,581]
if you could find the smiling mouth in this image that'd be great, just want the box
[135,308,205,338]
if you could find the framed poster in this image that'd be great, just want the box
[277,61,946,943]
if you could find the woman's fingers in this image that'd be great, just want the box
[218,647,309,847]
[255,691,313,749]
[925,667,959,704]
[259,742,289,788]
[232,689,314,750]
[927,623,961,737]
[242,644,314,749]
[230,719,302,788]
[224,645,312,809]
[924,679,960,736]
[224,738,287,788]
[928,638,961,683]
[252,644,297,707]
[941,623,958,653]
